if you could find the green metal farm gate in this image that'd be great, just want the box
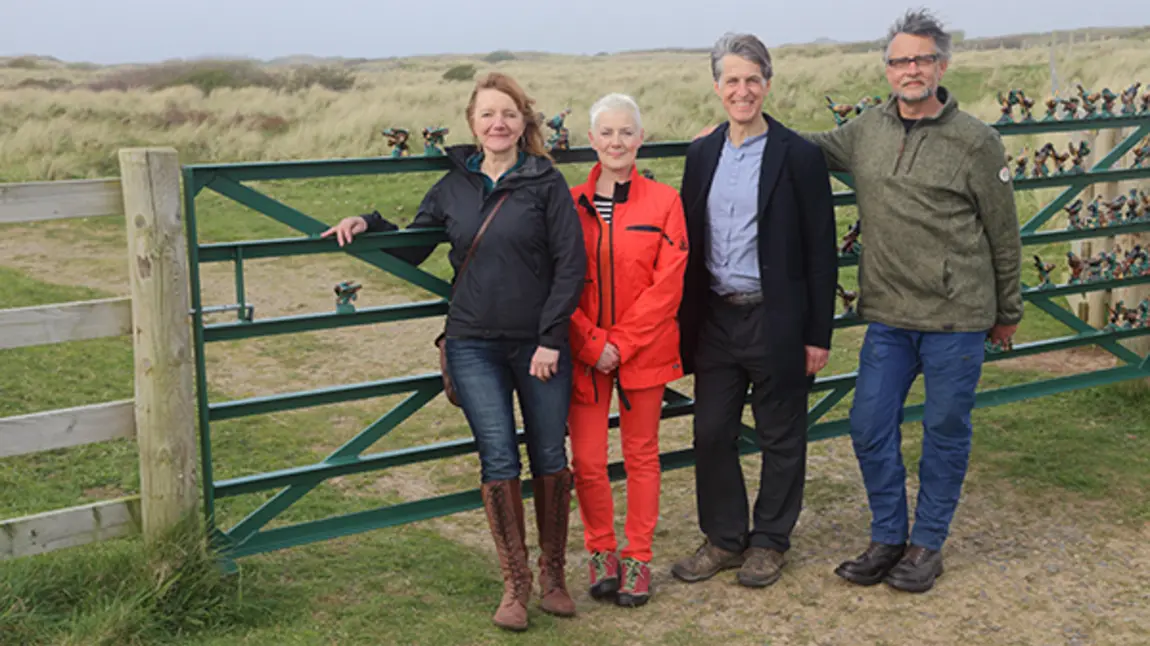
[182,111,1150,560]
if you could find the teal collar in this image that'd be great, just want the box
[467,151,526,195]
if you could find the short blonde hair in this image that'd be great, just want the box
[589,93,643,130]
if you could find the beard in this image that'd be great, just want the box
[896,81,935,103]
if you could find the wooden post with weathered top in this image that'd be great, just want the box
[118,147,199,543]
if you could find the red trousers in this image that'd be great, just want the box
[569,377,663,562]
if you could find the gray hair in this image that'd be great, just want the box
[589,92,643,130]
[884,8,952,61]
[709,32,773,83]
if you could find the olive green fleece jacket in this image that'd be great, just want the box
[802,87,1023,332]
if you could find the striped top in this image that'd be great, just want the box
[593,194,614,223]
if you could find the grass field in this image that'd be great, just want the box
[3,29,1150,646]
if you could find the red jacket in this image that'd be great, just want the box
[569,164,689,404]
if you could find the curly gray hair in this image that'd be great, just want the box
[884,8,952,62]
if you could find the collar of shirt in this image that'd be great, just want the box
[466,150,526,195]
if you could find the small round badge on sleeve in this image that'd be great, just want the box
[999,166,1011,183]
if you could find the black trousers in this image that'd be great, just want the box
[692,295,808,553]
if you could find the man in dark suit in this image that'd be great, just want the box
[670,32,838,589]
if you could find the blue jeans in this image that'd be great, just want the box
[848,322,986,551]
[444,337,572,483]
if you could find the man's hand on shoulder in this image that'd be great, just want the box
[693,124,719,140]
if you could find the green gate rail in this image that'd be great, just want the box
[183,113,1150,560]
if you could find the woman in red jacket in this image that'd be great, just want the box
[568,93,688,608]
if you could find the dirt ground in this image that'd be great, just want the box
[5,227,1148,646]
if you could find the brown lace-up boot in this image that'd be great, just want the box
[481,479,533,631]
[532,467,577,617]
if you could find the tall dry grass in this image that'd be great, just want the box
[1,38,1149,181]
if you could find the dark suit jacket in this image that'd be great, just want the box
[678,113,838,391]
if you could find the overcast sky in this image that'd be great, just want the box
[1,0,1146,64]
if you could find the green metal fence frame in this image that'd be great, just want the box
[183,114,1150,560]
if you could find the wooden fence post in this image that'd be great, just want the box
[118,148,199,543]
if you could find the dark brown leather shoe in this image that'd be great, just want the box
[834,541,906,586]
[736,547,784,588]
[670,540,745,583]
[883,545,944,593]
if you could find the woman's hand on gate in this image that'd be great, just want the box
[530,346,560,382]
[594,343,620,374]
[321,216,368,247]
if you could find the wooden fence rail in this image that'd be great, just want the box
[0,151,197,560]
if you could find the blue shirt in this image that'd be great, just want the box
[706,131,766,295]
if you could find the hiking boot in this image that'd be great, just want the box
[616,558,651,607]
[736,547,784,588]
[834,541,906,586]
[670,540,745,583]
[588,551,621,600]
[884,545,944,593]
[533,468,576,617]
[481,479,532,631]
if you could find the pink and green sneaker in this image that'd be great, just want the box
[588,551,620,600]
[617,557,651,607]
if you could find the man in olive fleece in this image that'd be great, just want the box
[801,9,1022,593]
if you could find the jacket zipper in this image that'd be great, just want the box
[608,200,631,411]
[591,203,605,404]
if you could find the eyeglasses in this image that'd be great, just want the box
[886,54,940,70]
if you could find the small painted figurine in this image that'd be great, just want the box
[544,108,572,151]
[1050,145,1070,175]
[1085,196,1103,228]
[1015,89,1036,122]
[826,96,855,126]
[1067,251,1085,284]
[382,127,410,158]
[1104,194,1127,226]
[421,126,449,156]
[1077,84,1100,118]
[1141,90,1150,115]
[1059,96,1080,120]
[1064,198,1084,230]
[1012,148,1029,180]
[1041,97,1059,121]
[334,281,362,314]
[1120,82,1142,116]
[1106,301,1127,331]
[1032,143,1053,178]
[839,220,861,255]
[1034,254,1056,289]
[1099,88,1118,117]
[1125,189,1140,222]
[855,95,883,115]
[640,168,656,180]
[995,90,1016,124]
[1067,140,1091,174]
[837,284,858,316]
[1132,137,1150,169]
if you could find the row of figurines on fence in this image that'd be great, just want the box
[380,109,574,158]
[1008,136,1150,180]
[826,82,1150,127]
[1036,245,1150,288]
[1064,190,1150,230]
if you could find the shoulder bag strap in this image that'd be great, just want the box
[453,191,511,295]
